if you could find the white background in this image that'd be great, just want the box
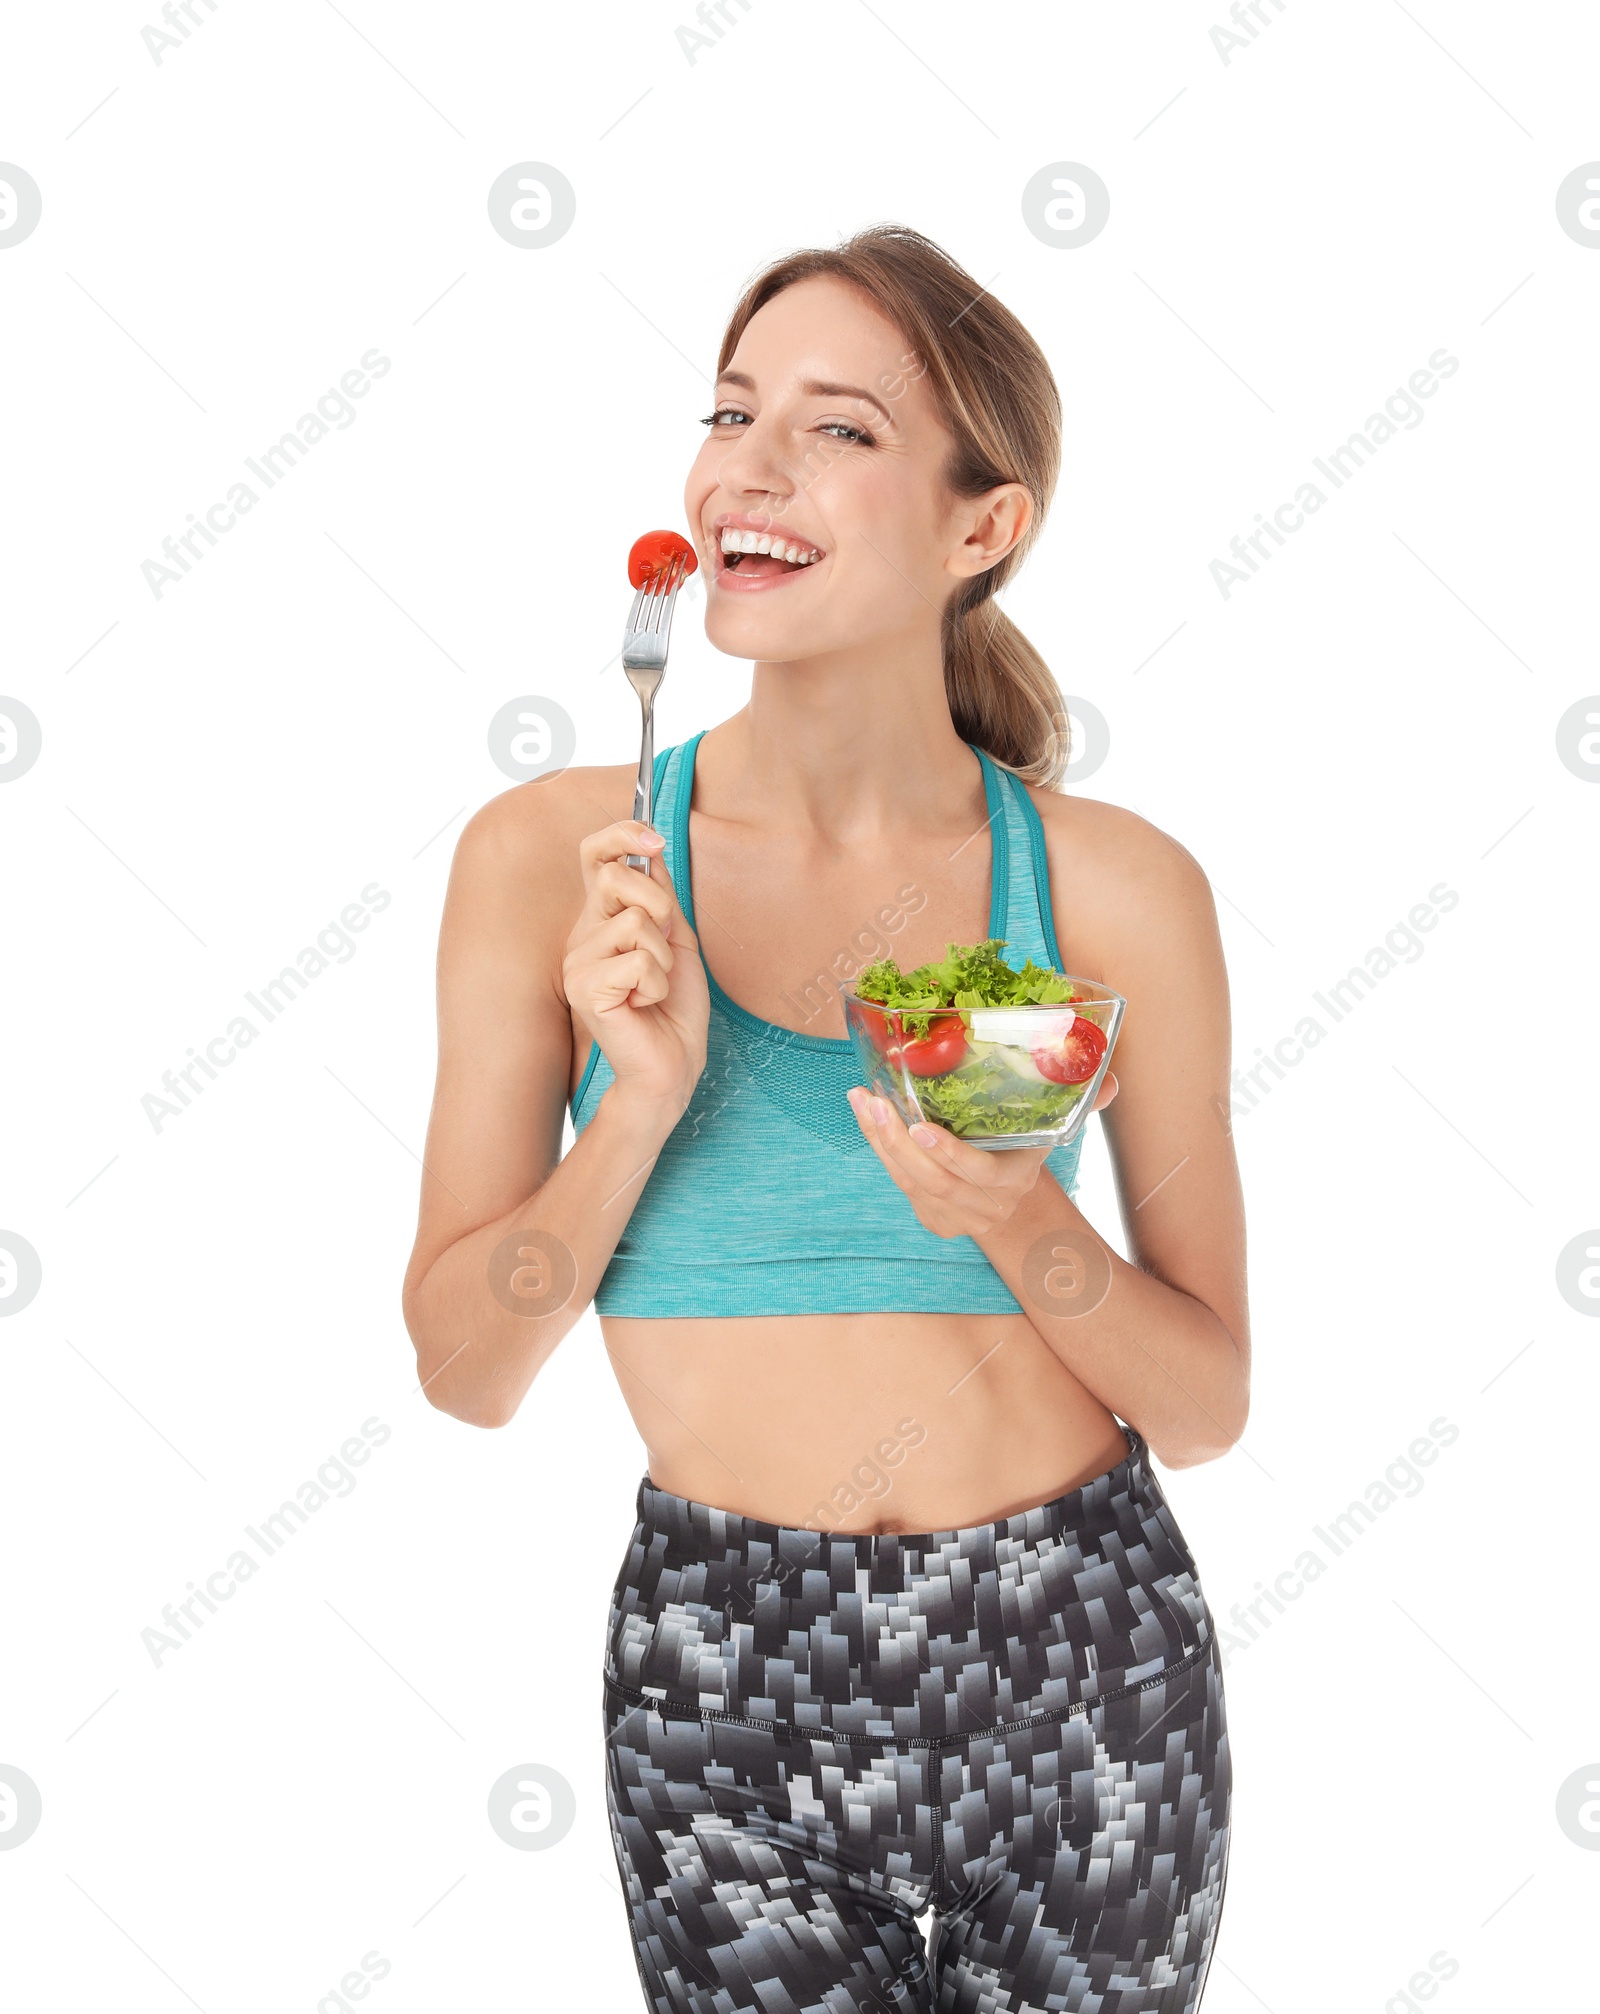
[2,2,1597,2008]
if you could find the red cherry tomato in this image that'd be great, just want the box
[896,1014,968,1078]
[1031,1012,1107,1085]
[858,1002,967,1076]
[862,1005,900,1056]
[628,530,698,588]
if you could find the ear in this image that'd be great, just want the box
[945,483,1034,584]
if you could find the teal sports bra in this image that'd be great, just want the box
[568,730,1086,1317]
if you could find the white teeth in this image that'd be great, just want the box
[717,526,823,564]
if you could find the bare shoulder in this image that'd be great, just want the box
[436,763,641,1004]
[1022,784,1219,974]
[449,761,638,910]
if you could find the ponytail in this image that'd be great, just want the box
[943,584,1068,791]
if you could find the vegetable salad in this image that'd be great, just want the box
[852,938,1110,1142]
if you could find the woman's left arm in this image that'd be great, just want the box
[846,802,1249,1469]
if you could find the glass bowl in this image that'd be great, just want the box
[842,978,1126,1152]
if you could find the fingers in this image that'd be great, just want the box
[577,822,696,945]
[566,907,676,1010]
[846,1100,992,1240]
[1091,1070,1119,1114]
[846,1088,1043,1223]
[579,825,667,916]
[592,859,679,938]
[578,818,664,878]
[590,947,666,1010]
[598,902,675,971]
[572,944,665,1013]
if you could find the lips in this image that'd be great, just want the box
[707,513,827,593]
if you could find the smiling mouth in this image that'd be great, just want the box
[717,526,825,580]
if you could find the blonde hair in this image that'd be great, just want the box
[716,223,1069,787]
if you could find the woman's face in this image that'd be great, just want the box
[685,274,1008,665]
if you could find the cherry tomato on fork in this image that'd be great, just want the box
[628,530,698,587]
[1031,1012,1107,1085]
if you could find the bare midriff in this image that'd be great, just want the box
[598,1310,1131,1532]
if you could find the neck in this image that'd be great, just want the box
[698,628,985,842]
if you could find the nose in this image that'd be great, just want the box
[713,411,796,517]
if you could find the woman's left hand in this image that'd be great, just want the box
[846,1075,1118,1240]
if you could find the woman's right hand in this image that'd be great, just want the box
[562,820,710,1127]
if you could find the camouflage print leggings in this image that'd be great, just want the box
[603,1425,1231,2012]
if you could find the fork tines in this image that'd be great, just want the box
[625,551,691,635]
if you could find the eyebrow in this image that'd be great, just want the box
[716,370,895,427]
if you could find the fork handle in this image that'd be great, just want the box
[625,702,656,875]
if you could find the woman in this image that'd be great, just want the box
[403,225,1248,2012]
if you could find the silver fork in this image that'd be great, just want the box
[622,552,691,873]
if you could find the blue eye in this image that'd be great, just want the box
[699,407,748,427]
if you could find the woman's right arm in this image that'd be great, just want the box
[400,778,709,1427]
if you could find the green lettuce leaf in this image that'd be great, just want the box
[909,1046,1086,1139]
[854,938,1075,1040]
